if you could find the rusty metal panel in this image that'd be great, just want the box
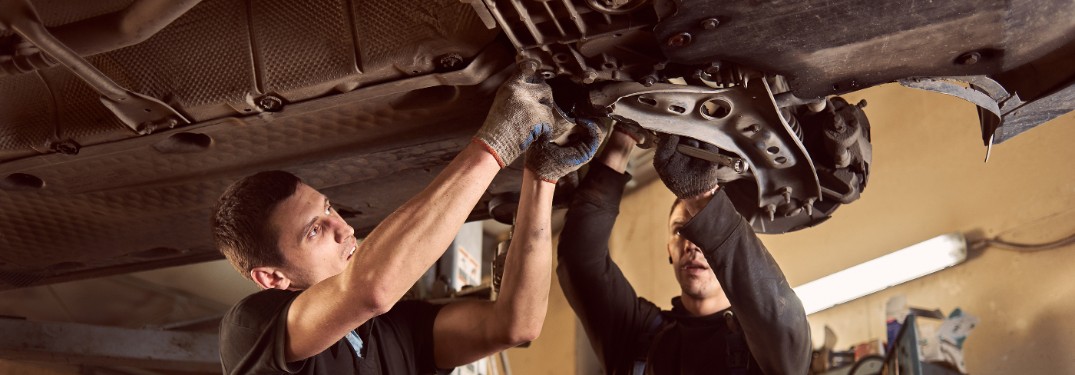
[352,0,496,77]
[0,0,133,38]
[94,0,257,112]
[0,56,507,288]
[251,0,357,96]
[0,73,50,159]
[0,0,502,290]
[35,65,130,146]
[653,0,1075,98]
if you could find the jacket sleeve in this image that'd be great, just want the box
[556,163,662,370]
[680,189,812,375]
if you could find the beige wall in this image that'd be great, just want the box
[509,83,1075,374]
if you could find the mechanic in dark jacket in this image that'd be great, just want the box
[557,128,812,375]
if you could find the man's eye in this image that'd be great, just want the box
[309,225,320,238]
[325,206,331,215]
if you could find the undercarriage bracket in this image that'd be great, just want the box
[0,0,191,135]
[590,79,822,222]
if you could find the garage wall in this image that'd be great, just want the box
[509,83,1075,374]
[789,84,1075,374]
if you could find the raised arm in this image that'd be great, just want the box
[557,129,663,366]
[283,72,556,362]
[680,190,811,374]
[655,134,811,374]
[430,115,607,368]
[430,168,554,367]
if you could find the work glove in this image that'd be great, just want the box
[525,117,607,183]
[474,71,556,167]
[653,133,721,198]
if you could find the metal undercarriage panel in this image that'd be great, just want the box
[0,0,507,289]
[0,0,1072,289]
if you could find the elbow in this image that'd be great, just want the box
[365,288,395,316]
[493,315,543,347]
[781,306,813,372]
[502,322,542,347]
[353,281,395,317]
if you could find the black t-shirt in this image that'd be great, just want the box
[219,289,451,375]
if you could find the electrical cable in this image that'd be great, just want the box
[972,230,1075,252]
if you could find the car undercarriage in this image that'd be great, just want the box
[0,0,1073,290]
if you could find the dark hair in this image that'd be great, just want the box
[211,171,301,280]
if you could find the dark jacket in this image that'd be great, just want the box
[557,164,811,374]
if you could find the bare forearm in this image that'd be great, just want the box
[597,130,636,173]
[285,142,501,361]
[492,168,554,344]
[349,142,501,307]
[430,169,553,368]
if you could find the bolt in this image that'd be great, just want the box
[856,99,868,109]
[137,121,157,134]
[765,204,777,222]
[256,95,284,112]
[518,59,540,77]
[640,75,658,87]
[438,53,464,70]
[666,32,693,48]
[804,198,815,216]
[50,139,81,155]
[582,70,599,84]
[781,187,793,204]
[704,61,722,76]
[808,100,827,113]
[700,17,720,30]
[731,159,747,174]
[956,51,981,65]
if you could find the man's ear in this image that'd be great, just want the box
[666,244,676,265]
[251,267,291,290]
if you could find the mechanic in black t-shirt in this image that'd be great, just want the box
[210,72,606,374]
[557,129,812,374]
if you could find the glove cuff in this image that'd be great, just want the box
[655,167,718,199]
[471,137,508,168]
[672,184,715,199]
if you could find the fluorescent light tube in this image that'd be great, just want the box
[794,233,967,315]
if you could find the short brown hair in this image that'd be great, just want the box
[211,171,301,279]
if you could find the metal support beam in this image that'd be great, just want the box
[0,0,191,135]
[0,318,218,372]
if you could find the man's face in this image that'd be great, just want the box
[267,183,357,289]
[667,202,723,300]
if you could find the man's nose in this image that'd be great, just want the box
[331,217,355,243]
[682,241,701,255]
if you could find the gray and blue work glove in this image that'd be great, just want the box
[653,134,722,198]
[525,117,607,183]
[474,71,556,167]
